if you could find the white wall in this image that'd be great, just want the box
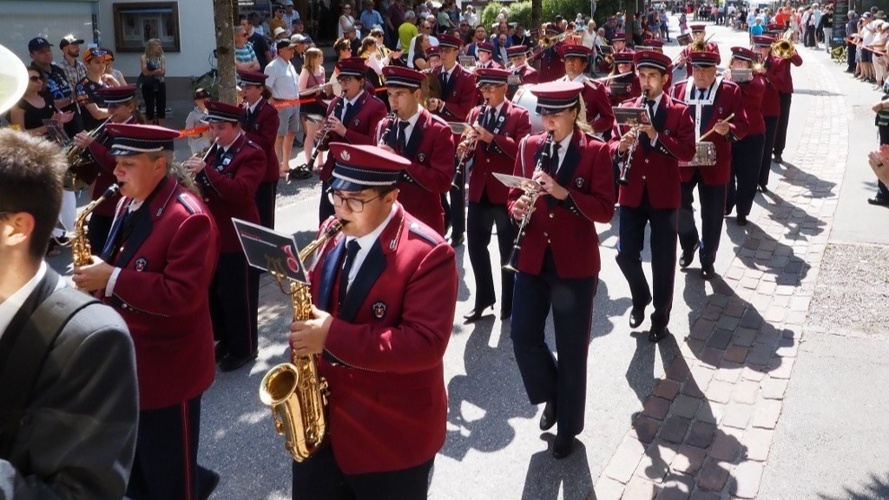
[96,0,216,80]
[0,0,97,65]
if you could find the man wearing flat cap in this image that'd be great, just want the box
[290,142,457,499]
[73,123,221,500]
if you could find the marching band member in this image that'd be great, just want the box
[610,51,696,342]
[671,51,749,280]
[769,37,803,164]
[531,25,566,83]
[754,35,782,193]
[376,66,455,235]
[290,143,457,499]
[724,47,766,226]
[606,50,641,107]
[238,70,280,230]
[676,25,719,77]
[460,68,532,323]
[557,44,615,137]
[72,85,142,252]
[505,45,539,100]
[183,101,265,372]
[73,123,220,499]
[476,42,502,69]
[318,57,388,223]
[637,38,665,53]
[428,33,476,246]
[507,82,615,459]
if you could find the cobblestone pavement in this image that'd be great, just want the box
[592,30,849,500]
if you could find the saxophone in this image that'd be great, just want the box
[70,184,120,281]
[259,220,344,462]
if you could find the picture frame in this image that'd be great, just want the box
[113,2,180,53]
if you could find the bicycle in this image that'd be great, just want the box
[190,49,219,99]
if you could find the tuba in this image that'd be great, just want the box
[259,220,344,462]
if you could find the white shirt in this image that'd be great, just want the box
[341,90,365,121]
[0,262,48,340]
[342,203,397,290]
[552,133,573,172]
[398,107,423,145]
[646,93,665,145]
[265,57,301,100]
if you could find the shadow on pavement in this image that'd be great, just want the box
[521,437,592,500]
[819,471,889,500]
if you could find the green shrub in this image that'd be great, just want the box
[543,0,595,24]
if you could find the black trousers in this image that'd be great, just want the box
[848,42,858,72]
[127,396,215,500]
[255,180,278,230]
[291,445,434,500]
[443,163,466,238]
[804,25,816,47]
[466,194,516,312]
[319,178,335,224]
[758,116,779,188]
[142,82,167,122]
[87,213,113,255]
[727,133,765,217]
[511,252,597,437]
[210,252,256,358]
[616,196,678,329]
[679,171,726,267]
[773,93,793,157]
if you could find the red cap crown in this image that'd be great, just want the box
[328,143,410,191]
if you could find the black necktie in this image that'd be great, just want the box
[484,108,496,130]
[396,120,409,153]
[646,99,656,120]
[549,143,561,174]
[440,71,449,89]
[697,88,707,100]
[337,240,361,309]
[342,102,352,122]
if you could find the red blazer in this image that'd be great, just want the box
[761,60,781,118]
[771,51,803,94]
[516,65,540,85]
[309,206,457,475]
[433,64,476,121]
[320,90,389,181]
[532,44,566,83]
[242,97,280,183]
[506,130,615,279]
[476,60,503,70]
[374,110,455,235]
[671,79,749,186]
[196,133,265,253]
[607,76,642,107]
[736,74,766,135]
[610,94,696,209]
[466,101,532,205]
[86,117,137,217]
[100,178,219,410]
[568,76,615,134]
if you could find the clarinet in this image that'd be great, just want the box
[504,131,554,273]
[307,91,346,170]
[617,89,649,187]
[455,99,488,182]
[378,112,397,147]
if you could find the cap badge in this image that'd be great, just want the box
[340,150,351,161]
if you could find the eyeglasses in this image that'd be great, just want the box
[29,75,44,82]
[337,76,355,83]
[328,192,381,212]
[478,84,505,92]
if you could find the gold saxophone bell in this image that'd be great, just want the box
[258,220,343,462]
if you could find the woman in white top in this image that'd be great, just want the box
[338,3,355,39]
[462,5,478,28]
[298,48,327,169]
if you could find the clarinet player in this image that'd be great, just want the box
[507,81,615,459]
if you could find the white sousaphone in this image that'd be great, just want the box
[0,43,28,115]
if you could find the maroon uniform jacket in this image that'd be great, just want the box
[86,116,137,218]
[761,60,782,118]
[735,73,766,136]
[242,97,280,183]
[476,59,503,70]
[320,90,389,181]
[309,206,457,475]
[196,133,265,253]
[609,94,696,209]
[607,75,642,107]
[466,100,532,205]
[433,64,476,122]
[770,51,802,94]
[100,178,219,410]
[374,110,455,235]
[680,42,719,75]
[506,131,615,278]
[671,79,749,186]
[532,44,566,83]
[560,76,615,133]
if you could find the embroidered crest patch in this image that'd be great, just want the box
[135,257,148,272]
[353,118,360,126]
[417,152,426,163]
[372,301,387,319]
[575,177,584,188]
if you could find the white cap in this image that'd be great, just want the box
[274,27,287,37]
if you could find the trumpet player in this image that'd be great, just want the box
[72,123,220,500]
[238,70,281,230]
[610,51,696,342]
[317,57,388,222]
[505,45,539,100]
[724,47,766,226]
[671,50,749,280]
[507,82,615,459]
[476,42,502,70]
[289,143,457,499]
[530,24,566,83]
[72,85,142,252]
[557,44,615,137]
[768,35,803,165]
[461,68,531,323]
[675,25,718,78]
[183,101,265,372]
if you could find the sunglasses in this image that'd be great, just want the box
[29,75,44,82]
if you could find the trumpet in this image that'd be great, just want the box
[504,132,554,273]
[455,99,488,182]
[772,38,796,59]
[617,89,649,187]
[188,139,217,180]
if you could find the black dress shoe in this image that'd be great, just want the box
[214,342,227,362]
[450,234,465,247]
[463,305,493,323]
[218,352,257,372]
[679,242,699,268]
[499,306,512,320]
[539,400,557,431]
[198,468,220,500]
[286,165,312,181]
[773,154,783,164]
[552,433,576,459]
[628,299,650,329]
[758,184,769,193]
[736,214,748,226]
[648,325,670,343]
[868,197,889,206]
[701,263,716,280]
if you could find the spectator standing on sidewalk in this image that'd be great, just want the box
[821,6,834,54]
[868,95,889,206]
[847,11,860,73]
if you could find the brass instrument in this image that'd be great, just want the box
[63,117,111,191]
[504,132,554,273]
[70,184,120,287]
[455,99,488,183]
[772,38,796,59]
[188,138,217,180]
[617,89,649,186]
[259,220,344,462]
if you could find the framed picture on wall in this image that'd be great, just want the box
[113,2,180,52]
